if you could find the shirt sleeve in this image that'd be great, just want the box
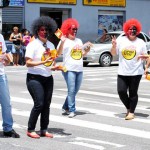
[142,41,148,54]
[25,41,35,59]
[0,34,7,53]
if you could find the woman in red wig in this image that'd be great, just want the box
[111,18,147,120]
[57,18,92,118]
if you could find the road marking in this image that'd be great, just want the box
[69,141,105,150]
[57,89,150,103]
[0,120,27,130]
[5,108,150,140]
[11,96,150,124]
[69,137,125,149]
[84,78,104,81]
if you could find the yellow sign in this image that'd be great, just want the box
[27,0,76,4]
[83,0,126,7]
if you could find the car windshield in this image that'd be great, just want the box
[94,33,121,44]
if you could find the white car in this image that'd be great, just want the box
[83,31,150,67]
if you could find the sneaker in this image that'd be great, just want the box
[62,109,69,115]
[68,112,75,118]
[3,129,20,138]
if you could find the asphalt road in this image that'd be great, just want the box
[0,63,150,150]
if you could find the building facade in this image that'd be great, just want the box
[2,0,150,44]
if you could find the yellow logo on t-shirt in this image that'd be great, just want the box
[71,49,82,60]
[41,51,53,67]
[122,46,136,60]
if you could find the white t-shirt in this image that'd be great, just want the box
[0,34,7,75]
[25,38,55,77]
[116,36,147,75]
[57,38,83,72]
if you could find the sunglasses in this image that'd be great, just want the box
[71,28,78,31]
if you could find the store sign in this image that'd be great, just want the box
[83,0,126,7]
[9,0,24,6]
[27,0,76,5]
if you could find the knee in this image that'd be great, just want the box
[68,89,75,96]
[34,101,44,111]
[118,90,126,97]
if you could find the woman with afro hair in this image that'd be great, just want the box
[25,16,58,138]
[111,18,147,120]
[57,18,92,118]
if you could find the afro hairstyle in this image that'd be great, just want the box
[123,18,142,35]
[60,18,79,36]
[31,16,57,38]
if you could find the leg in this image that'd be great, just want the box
[40,75,53,131]
[75,72,83,95]
[16,53,20,66]
[117,75,130,110]
[128,75,142,113]
[65,71,78,112]
[0,74,13,132]
[26,75,45,132]
[62,72,69,110]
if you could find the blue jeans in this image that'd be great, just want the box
[26,73,53,132]
[62,71,83,112]
[0,74,13,132]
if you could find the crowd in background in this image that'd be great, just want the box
[6,27,32,66]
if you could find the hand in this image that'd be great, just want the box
[137,54,149,61]
[111,35,117,48]
[44,57,53,63]
[83,41,93,52]
[144,68,149,75]
[51,65,63,71]
[60,35,66,42]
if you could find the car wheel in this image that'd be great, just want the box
[99,53,112,67]
[83,62,89,67]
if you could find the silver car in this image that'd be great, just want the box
[83,31,150,67]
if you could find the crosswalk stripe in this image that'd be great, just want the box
[0,120,27,130]
[57,89,150,103]
[6,108,150,140]
[69,141,105,150]
[72,137,125,148]
[11,96,150,124]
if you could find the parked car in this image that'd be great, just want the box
[83,31,150,67]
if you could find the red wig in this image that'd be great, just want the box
[123,18,142,35]
[60,18,79,36]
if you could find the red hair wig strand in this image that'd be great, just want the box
[123,18,142,35]
[60,18,79,36]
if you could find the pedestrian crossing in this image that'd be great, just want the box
[1,65,150,150]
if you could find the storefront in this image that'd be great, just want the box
[2,0,150,43]
[2,0,24,40]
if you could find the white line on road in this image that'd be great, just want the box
[4,106,150,140]
[57,89,150,103]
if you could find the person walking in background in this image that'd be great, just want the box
[9,26,22,66]
[57,18,92,118]
[111,18,147,120]
[25,16,58,138]
[0,33,20,138]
